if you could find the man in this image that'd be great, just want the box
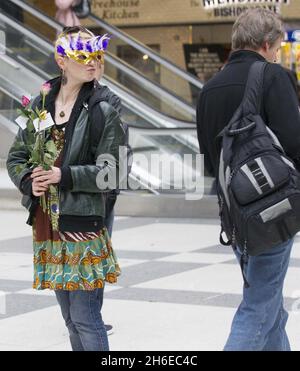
[197,8,300,351]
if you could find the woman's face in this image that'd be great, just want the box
[64,56,98,83]
[56,32,102,84]
[95,63,104,81]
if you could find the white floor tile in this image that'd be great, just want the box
[0,210,32,241]
[0,253,32,268]
[133,263,243,295]
[118,258,147,268]
[0,266,33,282]
[157,252,235,265]
[113,223,220,253]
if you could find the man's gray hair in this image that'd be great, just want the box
[232,8,284,51]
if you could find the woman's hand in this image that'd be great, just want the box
[32,180,49,197]
[31,166,62,196]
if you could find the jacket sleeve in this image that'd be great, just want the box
[264,65,300,162]
[6,128,33,195]
[107,94,122,115]
[196,91,215,177]
[68,102,127,193]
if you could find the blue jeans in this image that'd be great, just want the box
[224,238,293,351]
[105,208,115,238]
[55,288,109,351]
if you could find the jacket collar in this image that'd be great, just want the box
[44,77,95,117]
[227,50,266,65]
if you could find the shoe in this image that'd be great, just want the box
[105,324,113,336]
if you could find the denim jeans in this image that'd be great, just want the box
[224,237,293,351]
[104,208,115,238]
[55,288,109,351]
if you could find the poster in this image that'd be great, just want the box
[183,44,230,83]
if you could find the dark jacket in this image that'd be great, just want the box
[6,77,127,232]
[196,50,300,178]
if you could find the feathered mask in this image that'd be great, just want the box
[55,32,110,65]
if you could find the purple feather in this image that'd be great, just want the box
[56,45,66,56]
[85,40,93,53]
[69,35,75,50]
[102,39,109,50]
[75,35,84,51]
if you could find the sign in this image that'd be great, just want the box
[286,30,300,42]
[86,0,298,26]
[202,0,290,9]
[201,0,290,17]
[183,44,230,82]
[92,0,141,21]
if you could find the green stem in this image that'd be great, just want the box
[39,93,47,212]
[40,93,46,169]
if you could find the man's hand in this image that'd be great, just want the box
[31,166,62,196]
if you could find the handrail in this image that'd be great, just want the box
[10,0,203,89]
[3,9,197,129]
[127,126,196,135]
[89,12,203,89]
[0,57,196,135]
[105,53,195,117]
[0,13,197,137]
[103,75,196,128]
[0,12,53,53]
[8,0,196,118]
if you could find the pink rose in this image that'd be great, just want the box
[41,82,51,96]
[21,95,31,107]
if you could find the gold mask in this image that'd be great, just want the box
[65,50,105,65]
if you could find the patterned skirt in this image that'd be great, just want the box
[33,224,121,291]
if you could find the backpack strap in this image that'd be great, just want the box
[219,61,268,168]
[241,60,268,116]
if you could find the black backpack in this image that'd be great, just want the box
[88,84,133,183]
[88,85,133,218]
[217,61,300,272]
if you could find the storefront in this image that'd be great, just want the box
[86,0,300,83]
[281,30,300,82]
[27,0,300,84]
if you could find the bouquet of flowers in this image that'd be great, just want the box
[15,83,58,212]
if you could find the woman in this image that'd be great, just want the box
[7,26,126,351]
[55,0,81,28]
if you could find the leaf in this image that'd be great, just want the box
[16,108,26,117]
[45,140,57,156]
[44,153,53,160]
[44,154,55,167]
[43,164,51,171]
[27,120,36,134]
[29,155,39,164]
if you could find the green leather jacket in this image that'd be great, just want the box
[6,79,127,231]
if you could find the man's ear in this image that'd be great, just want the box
[261,41,270,52]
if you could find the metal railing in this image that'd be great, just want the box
[8,0,201,115]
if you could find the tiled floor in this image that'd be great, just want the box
[1,210,300,351]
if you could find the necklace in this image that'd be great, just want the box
[57,91,79,119]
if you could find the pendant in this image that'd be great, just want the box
[59,111,65,118]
